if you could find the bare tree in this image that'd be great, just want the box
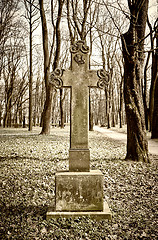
[0,0,19,76]
[2,25,26,127]
[66,0,92,41]
[121,0,150,162]
[24,0,40,131]
[147,18,158,138]
[151,19,158,138]
[33,71,41,126]
[39,0,65,134]
[0,0,31,128]
[96,4,124,129]
[3,46,28,127]
[12,71,29,126]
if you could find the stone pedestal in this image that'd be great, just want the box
[46,202,111,220]
[46,170,112,220]
[55,170,103,211]
[69,149,90,172]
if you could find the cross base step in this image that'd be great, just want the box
[46,201,112,221]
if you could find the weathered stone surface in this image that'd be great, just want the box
[55,170,103,212]
[46,201,112,220]
[50,40,109,172]
[69,149,90,172]
[47,41,112,221]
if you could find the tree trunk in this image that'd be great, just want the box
[152,77,158,138]
[59,88,64,128]
[144,51,150,130]
[23,116,26,128]
[0,109,2,127]
[40,80,45,127]
[39,0,52,135]
[123,55,149,162]
[111,87,115,127]
[89,88,93,131]
[41,88,53,134]
[119,79,123,128]
[151,21,158,138]
[121,0,149,163]
[29,1,33,131]
[106,87,110,129]
[7,99,12,127]
[3,76,14,128]
[39,0,64,134]
[148,19,158,134]
[33,77,40,126]
[19,102,22,126]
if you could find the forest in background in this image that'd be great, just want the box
[0,2,158,238]
[0,0,158,162]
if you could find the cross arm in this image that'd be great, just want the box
[62,70,73,87]
[49,69,73,88]
[88,69,110,88]
[87,70,98,87]
[49,68,109,89]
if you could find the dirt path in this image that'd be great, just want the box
[94,126,158,155]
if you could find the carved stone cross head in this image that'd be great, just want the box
[50,40,109,89]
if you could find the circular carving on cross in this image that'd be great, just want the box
[49,68,63,88]
[74,54,85,64]
[97,69,109,89]
[70,40,89,54]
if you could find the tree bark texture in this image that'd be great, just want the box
[89,88,93,131]
[119,79,123,128]
[152,76,158,138]
[143,51,150,130]
[39,0,64,134]
[151,21,158,138]
[121,0,150,163]
[39,0,52,135]
[59,88,64,128]
[29,2,33,131]
[148,18,158,134]
[3,55,15,128]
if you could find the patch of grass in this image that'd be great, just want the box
[0,127,157,239]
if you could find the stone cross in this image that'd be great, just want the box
[50,40,109,172]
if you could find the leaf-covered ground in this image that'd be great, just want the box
[0,127,157,239]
